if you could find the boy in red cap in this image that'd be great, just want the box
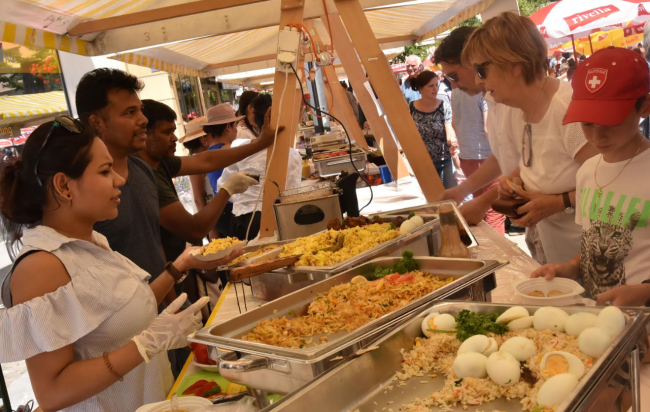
[532,47,650,306]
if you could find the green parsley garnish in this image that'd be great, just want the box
[366,251,418,280]
[454,310,508,342]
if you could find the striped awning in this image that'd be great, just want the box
[110,53,205,77]
[0,91,69,126]
[1,21,88,55]
[417,0,495,41]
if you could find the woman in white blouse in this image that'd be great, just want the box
[462,12,598,263]
[0,118,240,411]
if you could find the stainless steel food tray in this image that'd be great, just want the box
[314,152,366,177]
[371,200,478,249]
[191,258,504,393]
[265,301,648,412]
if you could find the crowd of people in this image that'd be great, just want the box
[0,9,649,412]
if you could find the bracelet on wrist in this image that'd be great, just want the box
[103,352,124,381]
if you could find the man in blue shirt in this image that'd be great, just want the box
[400,55,423,104]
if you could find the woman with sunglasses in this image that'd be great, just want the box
[0,118,240,411]
[462,12,598,264]
[409,70,459,189]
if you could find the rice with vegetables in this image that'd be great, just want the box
[278,223,400,266]
[396,329,595,411]
[240,271,454,348]
[201,237,243,255]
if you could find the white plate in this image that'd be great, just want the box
[515,278,586,306]
[191,242,245,262]
[191,358,220,373]
[135,397,212,412]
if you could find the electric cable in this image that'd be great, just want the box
[289,64,374,213]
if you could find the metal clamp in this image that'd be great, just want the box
[218,351,269,373]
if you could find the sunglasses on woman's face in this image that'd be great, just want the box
[473,61,492,80]
[445,72,459,83]
[34,115,85,187]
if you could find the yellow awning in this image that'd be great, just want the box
[1,21,88,55]
[0,91,69,126]
[109,53,205,77]
[418,0,494,41]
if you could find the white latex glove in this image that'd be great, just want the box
[133,294,209,363]
[221,171,259,196]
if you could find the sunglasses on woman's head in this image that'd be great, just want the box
[34,115,85,187]
[473,61,491,80]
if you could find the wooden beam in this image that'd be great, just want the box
[326,13,408,181]
[377,34,417,44]
[259,1,305,238]
[334,1,443,201]
[204,54,277,71]
[68,0,269,36]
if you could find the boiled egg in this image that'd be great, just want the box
[596,306,626,340]
[409,215,425,228]
[400,220,416,235]
[499,336,537,362]
[421,313,457,337]
[565,312,597,338]
[507,316,534,331]
[486,351,521,386]
[496,306,529,324]
[536,373,579,408]
[539,351,585,379]
[453,352,488,379]
[457,334,497,356]
[533,307,569,332]
[578,327,611,358]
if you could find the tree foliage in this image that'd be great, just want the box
[518,0,550,17]
[0,45,63,94]
[392,44,431,64]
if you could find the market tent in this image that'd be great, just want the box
[0,91,69,127]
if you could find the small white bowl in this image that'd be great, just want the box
[191,358,220,373]
[136,397,212,412]
[515,278,586,306]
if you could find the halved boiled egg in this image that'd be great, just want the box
[539,351,585,379]
[565,312,597,337]
[596,306,626,340]
[421,313,457,337]
[457,334,497,356]
[486,351,520,386]
[409,215,425,228]
[578,327,611,358]
[453,352,488,379]
[400,220,417,235]
[496,306,529,324]
[533,307,569,332]
[507,316,534,331]
[536,373,579,408]
[499,336,537,362]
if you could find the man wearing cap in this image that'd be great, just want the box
[139,100,268,264]
[532,47,650,308]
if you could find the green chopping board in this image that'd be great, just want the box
[177,370,282,403]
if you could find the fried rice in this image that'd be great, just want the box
[396,329,595,412]
[240,271,454,348]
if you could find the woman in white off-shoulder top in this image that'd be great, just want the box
[0,119,240,412]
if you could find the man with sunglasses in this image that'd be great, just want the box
[434,27,522,234]
[400,55,424,105]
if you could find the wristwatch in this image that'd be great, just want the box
[165,261,189,284]
[562,192,575,214]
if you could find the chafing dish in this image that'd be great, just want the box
[250,221,439,300]
[191,258,504,394]
[265,301,649,412]
[371,200,478,249]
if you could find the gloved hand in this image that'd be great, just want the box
[221,172,259,196]
[133,294,209,363]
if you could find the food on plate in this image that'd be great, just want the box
[240,260,454,348]
[182,380,222,397]
[499,336,537,361]
[539,351,585,379]
[596,306,626,339]
[578,327,612,357]
[228,245,280,266]
[536,373,579,409]
[526,289,568,298]
[189,343,215,366]
[565,312,598,337]
[533,307,569,332]
[507,316,534,331]
[367,251,418,280]
[421,313,457,337]
[453,352,487,378]
[409,215,425,228]
[350,275,368,285]
[200,237,243,256]
[396,307,611,411]
[279,223,400,266]
[399,219,416,235]
[526,290,545,297]
[547,289,567,297]
[452,310,508,342]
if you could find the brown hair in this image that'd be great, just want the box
[0,121,96,242]
[461,12,548,85]
[413,71,438,92]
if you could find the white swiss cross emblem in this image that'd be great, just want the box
[585,68,608,93]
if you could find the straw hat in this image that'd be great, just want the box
[180,116,207,143]
[205,103,244,126]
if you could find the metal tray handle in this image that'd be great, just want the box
[219,351,269,373]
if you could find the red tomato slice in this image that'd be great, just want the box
[394,274,414,284]
[383,274,400,283]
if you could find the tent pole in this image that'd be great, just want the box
[571,34,579,66]
[588,35,594,56]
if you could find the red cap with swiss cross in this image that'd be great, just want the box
[563,47,650,126]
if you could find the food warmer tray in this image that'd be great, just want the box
[264,301,649,412]
[249,221,440,300]
[190,258,505,394]
[371,200,478,249]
